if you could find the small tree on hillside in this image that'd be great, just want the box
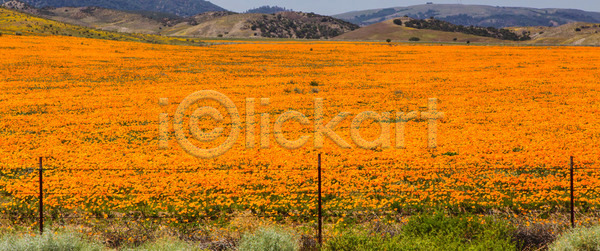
[386,39,392,43]
[393,19,403,26]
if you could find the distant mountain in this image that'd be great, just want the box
[246,5,291,14]
[2,0,226,16]
[334,4,600,28]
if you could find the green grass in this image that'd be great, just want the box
[0,213,561,250]
[324,212,519,251]
[0,230,104,251]
[0,229,210,251]
[549,225,600,251]
[238,226,300,251]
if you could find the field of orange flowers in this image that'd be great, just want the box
[1,35,600,225]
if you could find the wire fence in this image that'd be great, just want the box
[1,155,599,244]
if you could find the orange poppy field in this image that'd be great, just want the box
[1,35,600,229]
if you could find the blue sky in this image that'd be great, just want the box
[208,0,600,15]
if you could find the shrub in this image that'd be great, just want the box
[299,235,318,250]
[513,223,557,250]
[238,226,299,251]
[15,31,22,36]
[453,37,457,41]
[401,212,517,250]
[293,87,304,94]
[325,213,518,250]
[386,38,391,43]
[324,231,388,250]
[309,80,319,86]
[408,37,420,41]
[0,32,2,37]
[0,230,104,251]
[393,19,403,26]
[311,88,320,93]
[575,28,581,32]
[549,225,600,251]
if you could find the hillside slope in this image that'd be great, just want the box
[335,4,600,28]
[36,6,167,34]
[335,18,506,43]
[169,13,260,37]
[1,0,226,17]
[513,22,600,45]
[1,2,359,39]
[170,12,359,39]
[0,6,202,45]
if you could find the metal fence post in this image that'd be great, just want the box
[39,157,44,234]
[570,156,575,228]
[318,153,322,246]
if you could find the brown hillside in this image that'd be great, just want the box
[512,22,600,45]
[39,7,166,34]
[1,1,358,39]
[169,13,260,38]
[335,19,506,43]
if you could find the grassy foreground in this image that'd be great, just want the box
[3,212,596,250]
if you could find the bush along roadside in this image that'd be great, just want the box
[324,212,519,251]
[549,225,600,251]
[4,213,595,250]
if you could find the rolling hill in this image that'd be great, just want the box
[31,6,168,34]
[3,1,600,45]
[161,11,359,39]
[1,2,359,39]
[334,4,600,28]
[512,22,600,46]
[334,18,506,43]
[335,16,600,46]
[0,6,204,45]
[0,0,226,17]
